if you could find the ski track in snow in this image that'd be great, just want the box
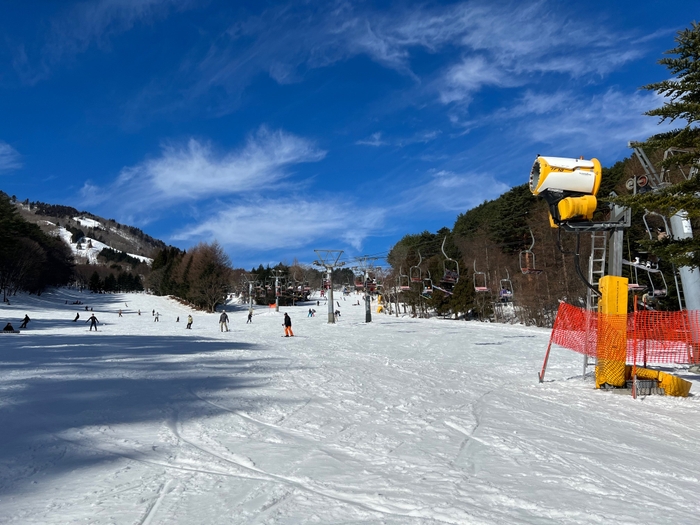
[1,288,700,523]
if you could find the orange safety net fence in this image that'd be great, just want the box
[550,302,700,365]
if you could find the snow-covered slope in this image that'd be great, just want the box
[1,290,699,524]
[54,221,153,265]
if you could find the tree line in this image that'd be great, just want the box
[147,242,234,312]
[0,191,74,301]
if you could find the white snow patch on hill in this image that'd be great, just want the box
[53,226,152,265]
[73,216,103,229]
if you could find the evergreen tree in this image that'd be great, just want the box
[613,21,700,268]
[642,21,700,167]
[88,271,102,292]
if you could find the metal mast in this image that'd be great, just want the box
[355,256,378,323]
[313,250,345,324]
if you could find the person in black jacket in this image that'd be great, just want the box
[283,313,294,337]
[19,315,30,329]
[86,314,99,331]
[219,310,229,332]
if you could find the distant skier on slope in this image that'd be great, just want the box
[86,314,99,331]
[219,310,229,332]
[186,315,193,329]
[19,315,31,329]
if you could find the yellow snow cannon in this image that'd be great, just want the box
[529,156,602,227]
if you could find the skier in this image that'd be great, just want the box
[186,315,193,329]
[283,313,294,337]
[219,310,229,332]
[73,313,80,322]
[86,314,99,331]
[118,309,123,317]
[308,308,313,317]
[19,315,30,329]
[154,312,160,322]
[247,310,253,323]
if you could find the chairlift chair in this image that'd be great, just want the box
[410,252,423,282]
[440,237,460,288]
[473,260,489,293]
[422,273,433,298]
[520,227,543,274]
[399,267,411,291]
[354,274,365,290]
[622,258,667,298]
[499,269,514,302]
[367,279,378,293]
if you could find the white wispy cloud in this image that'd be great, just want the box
[401,169,510,213]
[118,1,650,119]
[438,56,512,104]
[13,0,194,84]
[0,142,22,173]
[173,198,385,252]
[356,130,441,147]
[508,89,674,157]
[356,132,387,147]
[82,127,326,212]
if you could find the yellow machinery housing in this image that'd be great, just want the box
[529,156,602,226]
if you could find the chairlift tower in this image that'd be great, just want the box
[271,269,285,312]
[242,273,258,313]
[628,142,700,311]
[356,256,378,323]
[313,250,345,324]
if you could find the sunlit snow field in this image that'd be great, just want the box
[1,289,699,524]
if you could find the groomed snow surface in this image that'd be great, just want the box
[1,289,699,524]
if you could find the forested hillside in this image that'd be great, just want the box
[0,192,73,300]
[11,196,165,257]
[384,155,694,325]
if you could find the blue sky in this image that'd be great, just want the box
[0,0,689,269]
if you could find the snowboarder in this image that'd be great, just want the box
[247,310,253,323]
[86,314,99,331]
[73,313,80,322]
[19,315,31,329]
[283,313,294,337]
[219,310,229,332]
[186,315,193,329]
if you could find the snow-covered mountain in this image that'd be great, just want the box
[14,199,165,265]
[51,220,153,265]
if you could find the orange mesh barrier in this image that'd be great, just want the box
[550,303,700,365]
